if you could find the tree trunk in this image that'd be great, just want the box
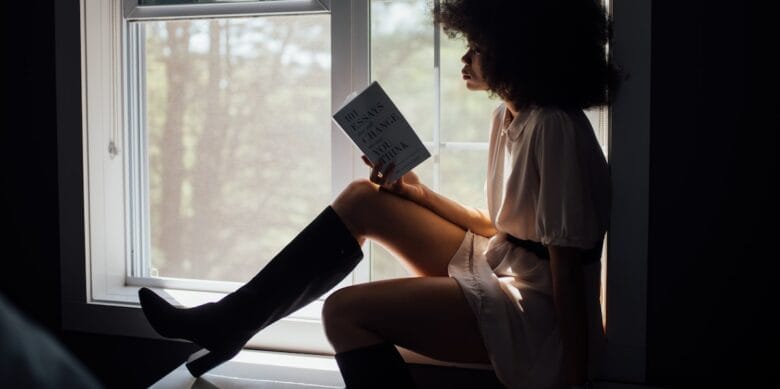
[159,21,191,269]
[188,20,226,277]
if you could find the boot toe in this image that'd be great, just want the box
[139,287,168,313]
[138,287,178,337]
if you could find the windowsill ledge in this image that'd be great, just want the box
[149,348,667,389]
[150,347,496,388]
[150,349,345,388]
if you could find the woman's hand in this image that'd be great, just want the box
[362,155,426,204]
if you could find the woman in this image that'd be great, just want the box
[138,0,620,387]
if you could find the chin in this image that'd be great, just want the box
[465,82,487,91]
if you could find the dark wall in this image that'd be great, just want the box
[0,0,770,388]
[2,1,198,388]
[646,2,771,387]
[2,2,60,331]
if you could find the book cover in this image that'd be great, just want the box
[332,81,431,184]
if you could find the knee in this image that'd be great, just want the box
[331,179,379,235]
[334,179,377,209]
[322,288,359,340]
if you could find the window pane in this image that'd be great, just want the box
[440,35,497,143]
[439,148,487,210]
[370,0,436,280]
[139,0,278,5]
[369,0,494,281]
[585,107,609,158]
[370,0,434,142]
[142,15,331,282]
[370,244,410,280]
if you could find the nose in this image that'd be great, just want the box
[461,49,471,64]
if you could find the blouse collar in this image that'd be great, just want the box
[500,103,534,141]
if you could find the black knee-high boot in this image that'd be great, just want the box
[138,206,364,377]
[335,341,417,389]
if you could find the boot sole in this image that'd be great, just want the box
[185,346,241,377]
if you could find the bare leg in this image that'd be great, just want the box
[323,277,491,365]
[331,179,467,277]
[326,180,490,364]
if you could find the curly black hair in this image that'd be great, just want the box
[435,0,623,110]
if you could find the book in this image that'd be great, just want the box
[332,81,431,184]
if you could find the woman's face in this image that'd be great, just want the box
[461,44,489,91]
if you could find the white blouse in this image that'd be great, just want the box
[487,103,610,253]
[447,103,610,387]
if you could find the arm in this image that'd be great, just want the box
[366,156,497,238]
[417,184,497,238]
[548,245,588,386]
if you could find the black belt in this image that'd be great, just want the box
[505,234,601,265]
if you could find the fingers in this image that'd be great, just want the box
[365,155,381,184]
[368,160,396,187]
[369,160,386,185]
[383,163,396,185]
[363,155,384,185]
[363,153,402,188]
[379,163,398,189]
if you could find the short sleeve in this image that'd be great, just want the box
[533,109,602,249]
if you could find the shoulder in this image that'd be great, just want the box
[535,106,580,129]
[490,103,506,125]
[530,106,582,142]
[493,102,506,116]
[488,103,508,140]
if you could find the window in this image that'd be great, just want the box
[130,13,336,292]
[80,0,358,355]
[64,0,650,381]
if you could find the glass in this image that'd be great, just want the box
[440,34,497,143]
[369,0,436,280]
[439,148,488,210]
[370,244,411,280]
[584,107,609,158]
[139,0,278,5]
[369,0,495,281]
[141,15,331,282]
[370,0,435,142]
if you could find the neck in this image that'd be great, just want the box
[505,101,519,119]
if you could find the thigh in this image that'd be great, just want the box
[325,276,491,365]
[332,180,467,277]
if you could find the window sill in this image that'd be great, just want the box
[150,349,345,388]
[151,347,494,388]
[62,299,336,355]
[64,297,495,374]
[150,348,665,389]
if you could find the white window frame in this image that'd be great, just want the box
[61,0,652,383]
[123,0,369,299]
[69,0,367,356]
